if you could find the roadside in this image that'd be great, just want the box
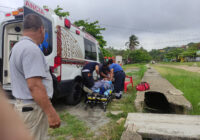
[153,65,200,115]
[155,63,200,73]
[48,64,146,140]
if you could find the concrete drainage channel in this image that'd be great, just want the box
[121,66,200,140]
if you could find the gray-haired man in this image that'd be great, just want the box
[10,14,60,140]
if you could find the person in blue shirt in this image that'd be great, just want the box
[82,62,99,88]
[108,59,125,99]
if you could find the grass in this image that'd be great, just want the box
[49,64,147,140]
[159,62,200,67]
[153,65,200,115]
[49,112,94,140]
[122,63,147,71]
[95,64,147,140]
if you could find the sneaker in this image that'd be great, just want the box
[115,94,122,99]
[120,91,123,95]
[115,92,121,99]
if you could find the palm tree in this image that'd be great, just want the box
[128,35,139,50]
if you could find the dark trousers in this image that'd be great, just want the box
[114,71,125,93]
[82,72,94,88]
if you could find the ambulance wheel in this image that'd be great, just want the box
[65,81,82,105]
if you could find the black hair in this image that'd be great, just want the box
[103,62,109,67]
[23,14,43,31]
[108,59,113,64]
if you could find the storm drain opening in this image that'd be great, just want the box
[144,91,173,113]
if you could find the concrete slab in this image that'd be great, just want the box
[135,66,192,114]
[124,113,200,140]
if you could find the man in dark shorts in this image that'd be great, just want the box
[82,62,99,88]
[108,59,125,99]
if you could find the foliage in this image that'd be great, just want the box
[126,35,139,50]
[149,49,165,61]
[74,20,106,47]
[54,5,70,17]
[100,47,112,57]
[164,48,184,61]
[149,42,200,62]
[129,48,152,63]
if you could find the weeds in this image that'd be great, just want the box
[49,112,94,140]
[154,65,200,115]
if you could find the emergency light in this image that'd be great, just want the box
[76,30,80,35]
[64,18,71,29]
[5,8,24,17]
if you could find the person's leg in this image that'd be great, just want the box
[14,101,48,140]
[82,72,94,88]
[120,71,126,92]
[114,72,122,99]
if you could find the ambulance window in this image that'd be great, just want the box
[24,7,53,56]
[98,48,104,63]
[84,38,97,61]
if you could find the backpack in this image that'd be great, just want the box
[136,82,150,91]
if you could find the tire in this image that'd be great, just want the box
[64,81,83,105]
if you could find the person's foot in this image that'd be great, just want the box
[115,92,122,99]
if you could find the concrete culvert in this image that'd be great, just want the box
[144,91,171,113]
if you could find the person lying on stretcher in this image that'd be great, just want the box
[91,79,113,97]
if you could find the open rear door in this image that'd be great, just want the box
[2,22,22,90]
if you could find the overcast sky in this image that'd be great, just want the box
[1,0,200,51]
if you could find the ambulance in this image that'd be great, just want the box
[0,0,104,105]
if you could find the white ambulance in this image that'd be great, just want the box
[0,0,104,105]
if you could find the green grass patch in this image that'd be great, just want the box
[154,66,200,115]
[95,64,147,140]
[159,62,200,67]
[50,64,147,140]
[122,63,147,71]
[49,112,94,140]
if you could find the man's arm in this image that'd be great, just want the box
[110,69,114,81]
[27,77,60,128]
[95,65,99,75]
[100,72,108,78]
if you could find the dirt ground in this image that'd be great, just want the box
[156,64,200,73]
[54,101,110,135]
[51,67,140,138]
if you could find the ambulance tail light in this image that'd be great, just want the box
[64,18,71,29]
[51,56,62,82]
[76,30,80,35]
[5,13,11,17]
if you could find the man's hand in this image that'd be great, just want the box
[46,108,60,128]
[27,77,61,129]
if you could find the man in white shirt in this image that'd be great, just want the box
[10,14,60,140]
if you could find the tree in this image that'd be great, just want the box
[54,5,70,17]
[74,20,106,48]
[129,49,152,63]
[126,35,139,50]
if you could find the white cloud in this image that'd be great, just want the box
[1,0,200,51]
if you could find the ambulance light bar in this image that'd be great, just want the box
[5,8,24,17]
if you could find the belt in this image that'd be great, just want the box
[16,98,35,104]
[114,70,123,73]
[82,69,90,72]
